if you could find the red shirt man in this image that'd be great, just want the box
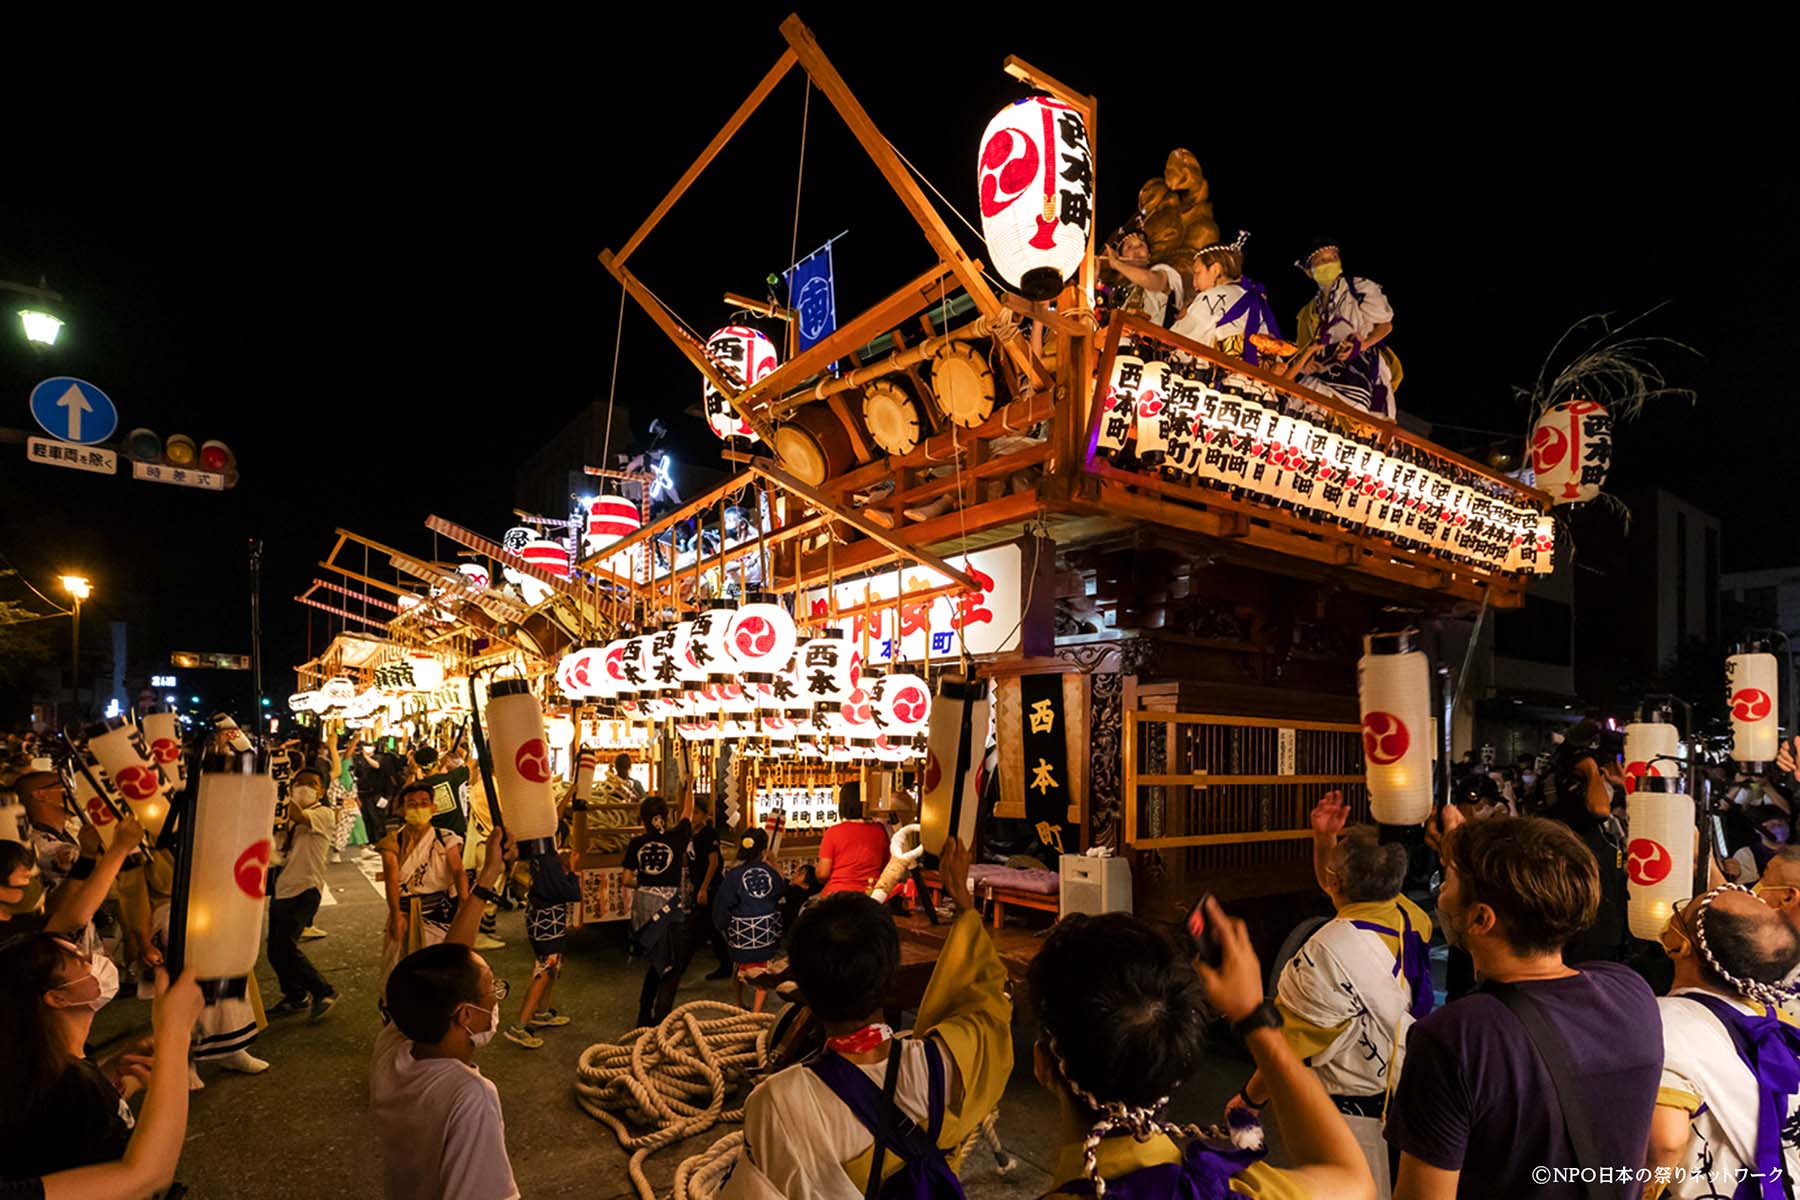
[816,783,890,897]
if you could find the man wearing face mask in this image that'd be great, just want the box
[1388,813,1662,1199]
[371,827,518,1200]
[1646,884,1800,1197]
[1286,239,1397,420]
[266,768,340,1021]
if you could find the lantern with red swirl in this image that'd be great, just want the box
[1528,398,1612,505]
[557,647,605,702]
[140,710,186,791]
[182,753,279,983]
[1726,646,1781,765]
[590,637,632,701]
[724,594,798,685]
[977,96,1092,301]
[701,325,779,442]
[1095,351,1146,456]
[689,601,738,686]
[1622,716,1681,794]
[1624,776,1694,939]
[875,672,933,747]
[484,679,560,858]
[85,718,172,839]
[1357,632,1433,825]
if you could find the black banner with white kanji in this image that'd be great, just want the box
[1019,673,1074,854]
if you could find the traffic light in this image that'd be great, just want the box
[121,429,238,487]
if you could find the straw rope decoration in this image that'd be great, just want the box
[1691,883,1800,1010]
[1048,1036,1213,1199]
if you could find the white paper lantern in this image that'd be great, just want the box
[977,96,1092,300]
[616,636,652,697]
[1625,781,1695,939]
[1357,634,1433,825]
[182,757,278,981]
[288,691,316,714]
[702,325,779,442]
[689,602,738,684]
[876,672,932,739]
[725,595,799,684]
[520,539,570,579]
[458,563,491,592]
[920,676,990,855]
[405,653,445,694]
[1529,399,1612,505]
[1727,649,1781,764]
[87,719,171,839]
[1133,361,1171,463]
[485,680,560,857]
[69,770,126,851]
[1622,719,1682,793]
[645,626,684,699]
[141,711,186,791]
[796,632,856,712]
[1096,351,1144,456]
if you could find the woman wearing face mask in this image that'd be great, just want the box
[1284,240,1397,420]
[0,933,141,1179]
[2,808,143,939]
[378,781,469,983]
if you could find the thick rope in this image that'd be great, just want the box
[575,1001,778,1200]
[673,1131,745,1200]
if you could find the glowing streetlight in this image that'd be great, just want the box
[60,575,91,726]
[60,575,91,601]
[19,309,63,347]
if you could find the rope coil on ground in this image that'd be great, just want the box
[575,1001,777,1200]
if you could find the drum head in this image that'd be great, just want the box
[861,380,922,456]
[931,343,997,428]
[772,424,829,486]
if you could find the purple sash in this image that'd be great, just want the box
[1681,992,1800,1200]
[1348,904,1435,1020]
[1217,277,1282,365]
[1049,1137,1266,1199]
[805,1039,963,1200]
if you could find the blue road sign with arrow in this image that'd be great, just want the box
[29,377,118,446]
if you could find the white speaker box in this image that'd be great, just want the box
[1059,854,1132,917]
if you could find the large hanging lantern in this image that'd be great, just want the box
[875,672,932,741]
[702,325,779,442]
[1625,778,1695,939]
[1727,646,1781,765]
[920,676,990,855]
[645,626,684,701]
[591,638,632,700]
[796,632,856,713]
[1357,632,1433,825]
[86,718,172,839]
[405,652,445,694]
[724,594,799,684]
[140,711,186,791]
[1529,398,1612,505]
[484,680,560,858]
[182,753,279,983]
[1622,715,1681,793]
[977,96,1093,301]
[519,539,570,578]
[689,602,738,684]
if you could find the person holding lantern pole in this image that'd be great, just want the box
[379,780,470,983]
[624,784,696,1029]
[1227,792,1430,1200]
[371,826,520,1200]
[1644,884,1800,1198]
[265,769,340,1021]
[1,810,141,938]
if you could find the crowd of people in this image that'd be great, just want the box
[7,714,1800,1200]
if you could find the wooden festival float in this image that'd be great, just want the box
[591,14,1558,930]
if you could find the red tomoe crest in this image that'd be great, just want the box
[85,795,116,826]
[234,840,272,900]
[604,647,625,679]
[114,765,160,801]
[891,686,929,725]
[978,127,1039,218]
[1732,688,1773,722]
[570,660,591,688]
[734,616,776,657]
[1531,424,1568,473]
[1136,392,1164,419]
[1362,712,1410,766]
[1625,837,1672,887]
[514,739,552,784]
[923,751,943,793]
[150,737,181,765]
[842,690,873,725]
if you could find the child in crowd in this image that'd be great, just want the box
[713,827,786,1013]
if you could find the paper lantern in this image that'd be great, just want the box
[519,539,570,578]
[70,769,127,853]
[1357,634,1433,825]
[140,711,186,791]
[485,680,560,858]
[689,602,737,684]
[1529,399,1612,505]
[876,672,932,739]
[457,563,491,592]
[591,638,632,700]
[585,494,641,555]
[796,632,856,712]
[1096,352,1145,456]
[406,653,445,694]
[1625,780,1695,939]
[1134,361,1171,464]
[725,595,798,684]
[287,691,316,714]
[182,756,279,982]
[615,636,651,697]
[1622,718,1682,793]
[920,676,989,855]
[645,626,684,699]
[319,676,356,711]
[977,96,1092,300]
[702,325,778,442]
[86,718,172,838]
[1727,649,1781,764]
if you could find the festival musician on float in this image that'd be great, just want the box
[1169,232,1283,367]
[1278,239,1397,421]
[1225,792,1433,1200]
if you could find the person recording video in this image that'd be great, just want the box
[1523,720,1629,966]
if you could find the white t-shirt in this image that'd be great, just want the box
[1658,989,1800,1199]
[721,1035,963,1200]
[1136,263,1184,327]
[274,805,337,899]
[370,1022,519,1200]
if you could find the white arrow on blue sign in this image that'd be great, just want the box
[29,377,118,447]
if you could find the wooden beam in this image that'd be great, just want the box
[597,250,778,444]
[615,48,798,266]
[1001,56,1095,116]
[824,391,875,464]
[891,442,1050,508]
[748,461,979,592]
[793,490,1043,586]
[724,291,790,321]
[318,560,415,600]
[780,15,1045,391]
[295,594,390,630]
[1000,294,1094,343]
[573,470,750,573]
[309,579,401,613]
[424,516,627,601]
[748,260,957,415]
[386,553,531,625]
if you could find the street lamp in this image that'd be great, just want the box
[18,309,63,347]
[60,576,91,727]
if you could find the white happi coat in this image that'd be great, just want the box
[1276,915,1415,1099]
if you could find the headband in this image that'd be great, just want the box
[1692,883,1800,1010]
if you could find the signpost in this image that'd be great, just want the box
[29,377,118,446]
[171,652,252,671]
[26,436,117,476]
[131,461,224,491]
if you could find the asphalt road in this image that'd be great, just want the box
[89,853,1264,1198]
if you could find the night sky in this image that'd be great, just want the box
[2,11,1790,717]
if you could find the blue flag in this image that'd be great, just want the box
[784,241,838,352]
